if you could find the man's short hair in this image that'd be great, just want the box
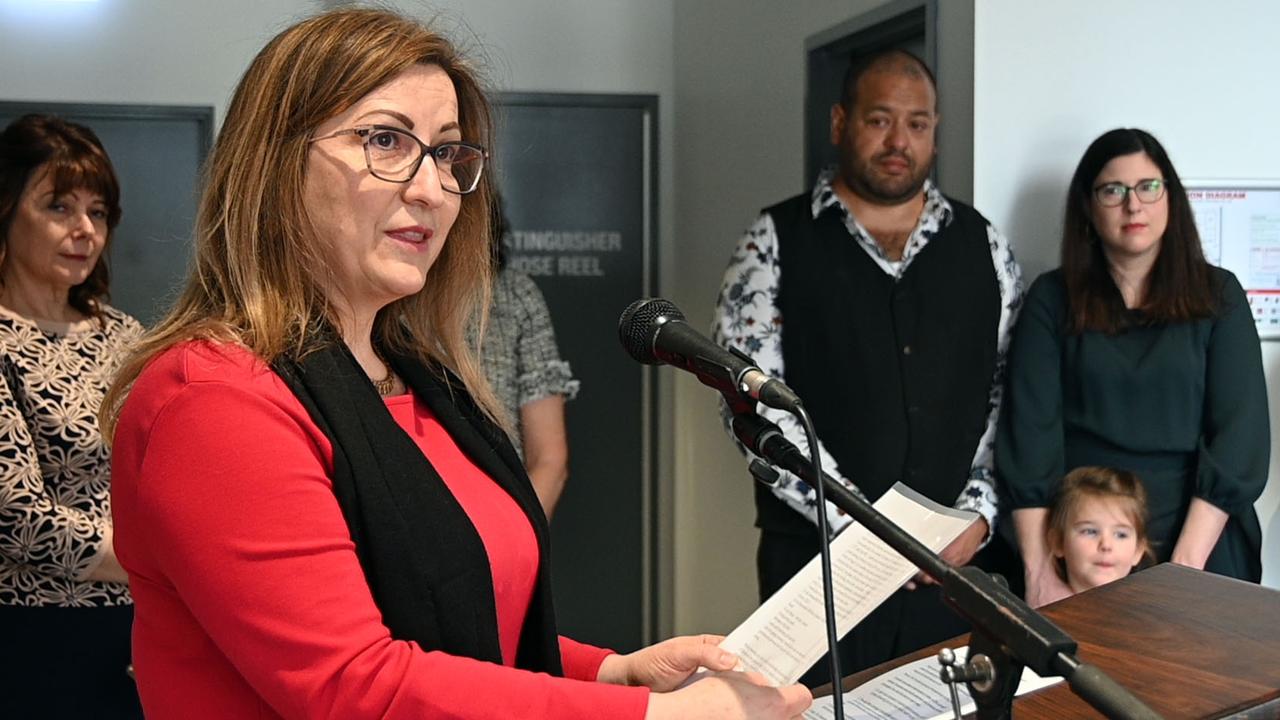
[838,48,937,110]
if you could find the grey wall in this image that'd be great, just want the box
[0,1,315,120]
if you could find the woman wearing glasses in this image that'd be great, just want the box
[102,9,808,720]
[997,128,1268,607]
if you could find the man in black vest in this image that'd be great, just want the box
[711,48,1022,682]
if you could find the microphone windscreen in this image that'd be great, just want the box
[617,297,685,364]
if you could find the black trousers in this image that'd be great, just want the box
[758,527,1020,688]
[0,604,143,719]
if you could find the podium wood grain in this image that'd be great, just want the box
[830,564,1280,718]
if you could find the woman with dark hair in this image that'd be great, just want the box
[103,8,808,719]
[0,114,144,717]
[998,128,1269,607]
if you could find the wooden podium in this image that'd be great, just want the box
[833,564,1280,718]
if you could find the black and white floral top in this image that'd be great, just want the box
[480,269,579,458]
[711,170,1023,537]
[0,304,143,606]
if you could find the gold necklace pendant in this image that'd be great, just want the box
[371,348,396,396]
[373,373,396,396]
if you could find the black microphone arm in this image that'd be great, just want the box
[731,411,1164,720]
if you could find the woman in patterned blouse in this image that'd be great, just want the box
[0,115,144,717]
[482,196,579,518]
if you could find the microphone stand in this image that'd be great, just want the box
[732,411,1164,720]
[726,395,845,720]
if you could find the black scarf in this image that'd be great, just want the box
[273,340,563,674]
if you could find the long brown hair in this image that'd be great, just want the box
[101,7,499,438]
[1061,128,1217,334]
[0,114,122,321]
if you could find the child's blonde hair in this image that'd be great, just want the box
[1047,466,1155,582]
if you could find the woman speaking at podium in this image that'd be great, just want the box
[102,8,809,720]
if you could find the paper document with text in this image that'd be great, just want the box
[721,483,977,686]
[803,645,1061,720]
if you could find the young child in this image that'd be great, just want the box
[1046,466,1154,594]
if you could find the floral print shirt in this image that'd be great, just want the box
[711,170,1023,538]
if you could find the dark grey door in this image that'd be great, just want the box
[0,102,212,326]
[494,93,657,652]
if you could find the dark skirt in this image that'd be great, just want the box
[0,604,143,719]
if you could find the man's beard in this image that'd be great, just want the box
[840,147,933,205]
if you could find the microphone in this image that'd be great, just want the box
[617,298,802,412]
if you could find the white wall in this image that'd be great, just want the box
[973,0,1280,588]
[0,0,316,119]
[380,0,674,99]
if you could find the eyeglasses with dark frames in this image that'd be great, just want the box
[1093,178,1166,208]
[309,124,487,194]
